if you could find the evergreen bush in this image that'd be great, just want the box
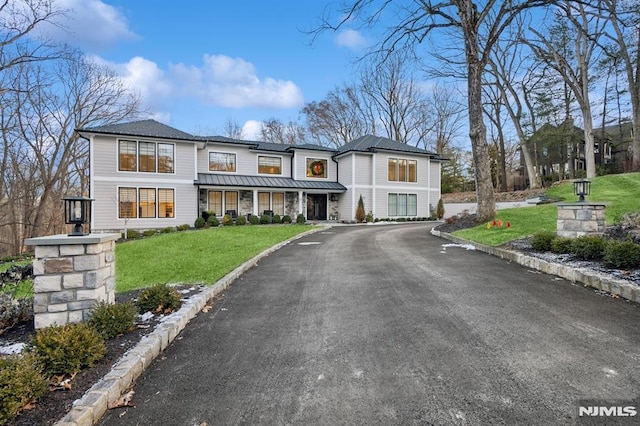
[282,215,292,224]
[29,323,106,376]
[207,215,220,227]
[250,215,260,225]
[531,230,556,252]
[136,283,182,314]
[355,195,366,223]
[603,240,640,269]
[436,198,445,219]
[571,235,606,260]
[222,214,234,226]
[88,301,137,339]
[296,213,306,224]
[194,217,205,229]
[260,214,272,224]
[176,224,190,231]
[235,215,247,225]
[272,214,281,224]
[0,353,48,424]
[550,236,574,254]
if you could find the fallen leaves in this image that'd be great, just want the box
[51,372,77,391]
[109,389,135,409]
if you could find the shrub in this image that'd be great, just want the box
[207,215,220,227]
[604,240,640,269]
[550,237,574,254]
[0,295,33,334]
[531,230,556,252]
[250,215,260,225]
[436,198,445,219]
[366,212,374,223]
[282,215,292,224]
[143,229,157,238]
[0,353,48,424]
[355,195,366,223]
[235,215,247,226]
[201,210,215,222]
[296,213,306,224]
[136,283,182,314]
[272,214,281,224]
[29,323,106,376]
[88,301,137,339]
[176,224,190,231]
[222,214,234,226]
[123,229,140,239]
[571,235,606,260]
[161,226,175,233]
[194,217,205,229]
[445,215,457,225]
[260,214,272,224]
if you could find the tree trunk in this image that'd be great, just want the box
[468,61,496,221]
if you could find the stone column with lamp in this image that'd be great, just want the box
[556,180,607,238]
[25,197,121,329]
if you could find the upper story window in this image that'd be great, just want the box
[258,156,281,174]
[209,152,236,172]
[118,140,174,173]
[306,158,327,178]
[388,157,417,182]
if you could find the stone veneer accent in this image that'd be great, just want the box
[556,203,606,238]
[25,233,120,329]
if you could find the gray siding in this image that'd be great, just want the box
[198,143,292,177]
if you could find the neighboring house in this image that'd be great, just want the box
[77,120,445,232]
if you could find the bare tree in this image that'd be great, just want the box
[595,0,640,170]
[423,82,465,155]
[259,117,306,144]
[316,0,553,221]
[223,117,244,140]
[526,2,607,178]
[302,84,374,147]
[2,50,141,245]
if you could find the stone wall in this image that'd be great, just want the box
[556,203,606,238]
[25,233,120,329]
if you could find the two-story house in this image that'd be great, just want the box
[77,120,444,231]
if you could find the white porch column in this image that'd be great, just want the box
[298,191,304,217]
[253,189,259,216]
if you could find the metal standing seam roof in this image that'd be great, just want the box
[195,173,346,191]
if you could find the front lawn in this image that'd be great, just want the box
[116,225,313,292]
[451,173,640,246]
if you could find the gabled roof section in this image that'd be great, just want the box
[77,119,198,142]
[336,135,440,158]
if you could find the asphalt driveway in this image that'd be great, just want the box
[100,223,640,425]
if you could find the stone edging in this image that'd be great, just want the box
[430,228,640,305]
[55,226,327,426]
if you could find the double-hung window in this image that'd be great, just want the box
[388,193,417,217]
[388,158,417,182]
[118,140,174,173]
[258,156,281,174]
[209,152,236,172]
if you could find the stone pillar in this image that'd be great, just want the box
[24,233,120,329]
[556,203,606,238]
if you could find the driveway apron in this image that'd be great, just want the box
[100,223,640,425]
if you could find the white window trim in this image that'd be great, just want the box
[116,139,176,175]
[208,150,237,173]
[257,154,284,176]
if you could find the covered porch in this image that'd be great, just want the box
[195,173,346,221]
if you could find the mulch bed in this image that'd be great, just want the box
[3,285,202,426]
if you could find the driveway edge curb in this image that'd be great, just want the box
[430,228,640,305]
[55,226,327,426]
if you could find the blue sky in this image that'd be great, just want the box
[45,0,370,138]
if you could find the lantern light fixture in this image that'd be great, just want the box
[573,179,591,203]
[63,196,93,236]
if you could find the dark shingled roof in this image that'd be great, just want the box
[195,173,346,191]
[78,119,198,142]
[336,135,440,157]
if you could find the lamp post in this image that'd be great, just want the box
[573,179,591,203]
[63,196,93,236]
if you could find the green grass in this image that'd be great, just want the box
[116,225,313,292]
[0,260,34,298]
[452,173,640,246]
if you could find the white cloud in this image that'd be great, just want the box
[170,54,304,109]
[242,120,263,140]
[335,29,367,50]
[40,0,137,50]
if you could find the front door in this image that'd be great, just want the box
[306,194,327,220]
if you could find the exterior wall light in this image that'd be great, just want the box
[573,179,591,202]
[63,196,93,236]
